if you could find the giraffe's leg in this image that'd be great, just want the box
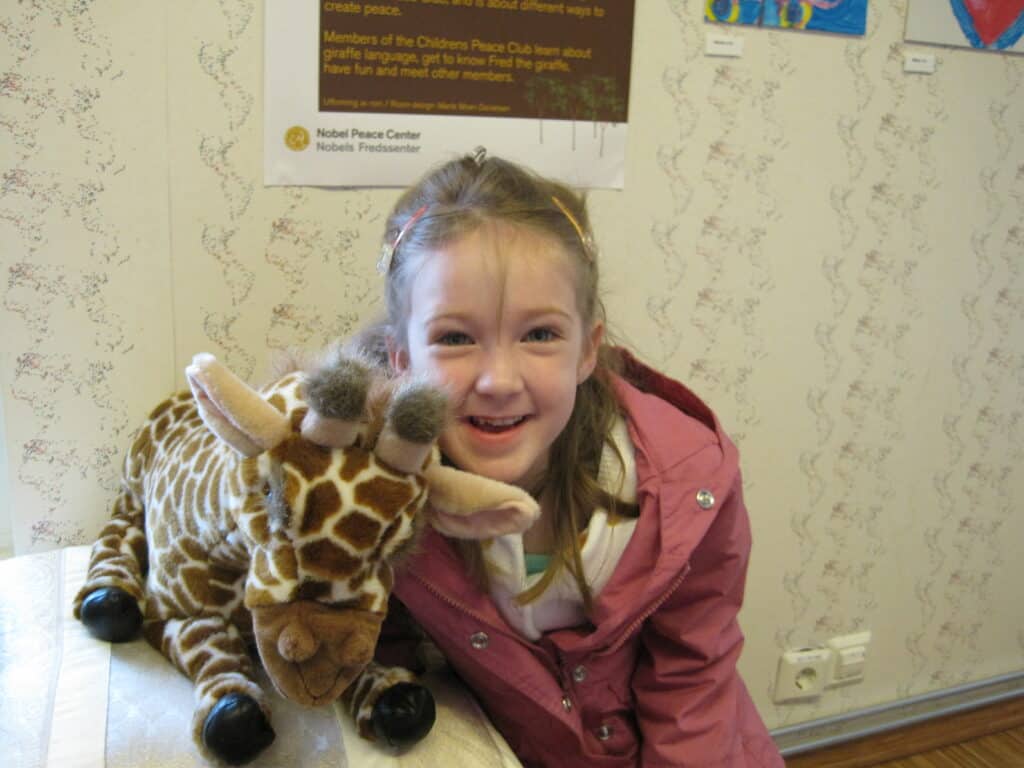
[73,490,147,641]
[342,661,435,747]
[146,615,275,765]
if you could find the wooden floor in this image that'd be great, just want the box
[867,725,1024,767]
[786,697,1024,768]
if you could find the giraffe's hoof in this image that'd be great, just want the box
[79,587,142,642]
[371,682,436,748]
[202,693,275,765]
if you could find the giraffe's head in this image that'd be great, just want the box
[186,350,538,708]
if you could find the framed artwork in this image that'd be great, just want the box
[905,1,1024,53]
[706,0,869,35]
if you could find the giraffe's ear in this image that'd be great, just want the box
[186,353,291,457]
[422,463,540,539]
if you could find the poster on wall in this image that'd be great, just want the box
[265,0,635,189]
[705,0,869,35]
[905,1,1024,53]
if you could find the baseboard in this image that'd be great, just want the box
[772,672,1024,766]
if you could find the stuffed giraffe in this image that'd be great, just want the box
[72,347,538,765]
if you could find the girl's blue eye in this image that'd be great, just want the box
[523,327,557,343]
[436,331,473,346]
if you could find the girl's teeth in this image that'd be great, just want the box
[470,416,524,429]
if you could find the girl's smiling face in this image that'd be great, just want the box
[392,221,602,489]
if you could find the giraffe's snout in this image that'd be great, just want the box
[278,619,319,662]
[253,601,385,707]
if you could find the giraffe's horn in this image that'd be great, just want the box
[374,377,447,474]
[299,411,361,449]
[186,353,291,457]
[300,355,374,449]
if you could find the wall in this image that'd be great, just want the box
[2,0,1022,729]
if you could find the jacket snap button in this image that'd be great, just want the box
[562,696,573,712]
[572,665,587,683]
[597,724,612,740]
[469,631,489,649]
[696,489,715,509]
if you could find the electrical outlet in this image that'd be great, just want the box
[826,631,871,686]
[773,647,833,703]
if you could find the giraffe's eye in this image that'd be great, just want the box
[265,479,291,530]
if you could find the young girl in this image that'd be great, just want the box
[368,149,783,768]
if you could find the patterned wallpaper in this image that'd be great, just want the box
[2,0,1022,728]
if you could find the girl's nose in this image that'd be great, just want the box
[475,349,524,397]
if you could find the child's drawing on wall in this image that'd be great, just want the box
[706,0,869,35]
[906,1,1024,53]
[705,0,766,26]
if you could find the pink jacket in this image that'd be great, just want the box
[390,354,783,768]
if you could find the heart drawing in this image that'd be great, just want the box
[950,0,1024,48]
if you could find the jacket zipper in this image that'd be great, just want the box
[604,562,692,654]
[410,570,496,627]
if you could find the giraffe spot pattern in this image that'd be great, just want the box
[272,436,332,481]
[246,512,270,544]
[130,429,155,467]
[181,437,200,465]
[165,426,186,447]
[240,457,260,489]
[153,414,172,442]
[208,584,239,607]
[378,562,394,593]
[272,546,298,581]
[340,449,371,481]
[148,399,173,421]
[151,520,169,549]
[334,512,382,551]
[297,580,332,601]
[347,568,368,592]
[375,517,405,556]
[252,550,280,587]
[179,535,206,564]
[354,476,415,521]
[245,585,278,607]
[299,481,340,535]
[170,580,199,614]
[154,475,167,504]
[298,538,361,579]
[290,407,308,432]
[172,471,186,507]
[181,564,215,604]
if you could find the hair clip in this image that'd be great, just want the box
[551,196,595,258]
[471,146,487,165]
[377,204,429,275]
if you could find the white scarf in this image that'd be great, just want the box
[482,416,638,640]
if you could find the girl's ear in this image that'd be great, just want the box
[387,336,410,374]
[576,320,604,384]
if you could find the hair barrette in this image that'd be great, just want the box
[377,204,429,275]
[471,146,487,165]
[551,196,595,258]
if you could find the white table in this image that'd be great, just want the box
[0,546,522,768]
